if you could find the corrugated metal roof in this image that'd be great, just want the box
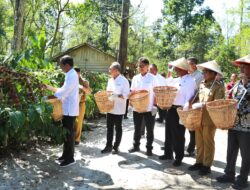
[52,43,116,61]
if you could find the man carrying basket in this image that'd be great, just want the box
[44,55,79,167]
[159,57,196,167]
[217,55,250,190]
[188,60,225,175]
[128,57,158,156]
[74,68,91,145]
[101,62,130,154]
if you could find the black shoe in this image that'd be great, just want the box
[112,147,120,154]
[188,163,203,171]
[159,155,173,160]
[60,159,76,167]
[101,146,112,154]
[216,175,235,183]
[128,147,140,153]
[56,156,65,162]
[146,149,153,156]
[184,151,195,157]
[199,166,211,175]
[173,160,182,167]
[232,179,249,190]
[156,118,163,123]
[75,141,80,146]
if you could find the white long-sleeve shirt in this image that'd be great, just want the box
[172,74,196,107]
[155,73,167,86]
[131,73,158,112]
[54,68,79,116]
[190,70,204,89]
[107,74,130,115]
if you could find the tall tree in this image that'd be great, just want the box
[12,0,26,53]
[118,0,130,72]
[160,0,222,62]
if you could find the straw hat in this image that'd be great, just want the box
[169,57,189,71]
[197,60,223,75]
[233,55,250,67]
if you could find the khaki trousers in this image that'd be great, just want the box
[74,102,86,143]
[195,125,216,167]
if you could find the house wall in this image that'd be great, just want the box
[66,46,116,73]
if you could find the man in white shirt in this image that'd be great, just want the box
[101,62,130,154]
[129,57,158,156]
[159,57,196,167]
[149,64,167,123]
[185,57,204,157]
[45,55,79,167]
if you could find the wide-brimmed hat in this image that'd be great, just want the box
[169,57,189,71]
[197,60,223,75]
[233,55,250,67]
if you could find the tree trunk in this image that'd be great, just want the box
[49,12,61,59]
[11,0,25,53]
[118,0,130,73]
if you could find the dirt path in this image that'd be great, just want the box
[0,114,247,190]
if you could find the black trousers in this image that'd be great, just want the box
[124,99,129,118]
[164,107,186,161]
[224,130,250,182]
[187,130,195,153]
[157,106,166,121]
[106,113,123,148]
[133,111,155,150]
[62,116,76,161]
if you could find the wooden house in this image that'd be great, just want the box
[52,43,117,73]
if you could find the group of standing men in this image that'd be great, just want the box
[44,54,250,190]
[101,55,250,190]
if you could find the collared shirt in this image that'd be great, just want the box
[190,70,204,89]
[131,72,158,112]
[232,80,250,132]
[172,74,196,107]
[198,80,225,126]
[166,77,180,87]
[55,68,79,116]
[107,74,130,115]
[155,73,167,86]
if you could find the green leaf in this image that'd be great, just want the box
[35,105,44,115]
[9,111,25,128]
[28,108,40,124]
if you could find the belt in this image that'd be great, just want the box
[171,105,181,109]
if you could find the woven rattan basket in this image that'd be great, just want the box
[94,91,114,114]
[177,107,202,131]
[129,90,149,113]
[206,99,237,129]
[154,86,178,109]
[46,98,63,121]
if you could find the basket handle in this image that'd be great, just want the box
[190,78,216,106]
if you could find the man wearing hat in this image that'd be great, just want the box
[217,55,250,190]
[159,57,196,166]
[189,60,225,175]
[186,57,204,157]
[128,57,158,156]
